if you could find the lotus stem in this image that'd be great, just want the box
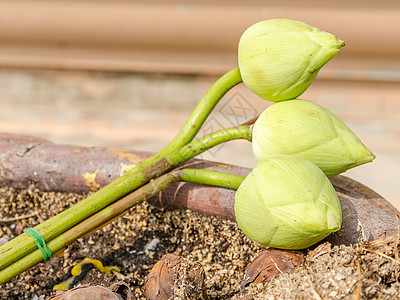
[0,125,251,271]
[0,168,246,284]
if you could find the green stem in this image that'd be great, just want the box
[0,168,246,284]
[121,67,242,175]
[179,168,245,190]
[0,125,251,271]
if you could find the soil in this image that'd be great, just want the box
[0,186,399,299]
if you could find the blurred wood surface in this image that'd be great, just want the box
[0,0,399,77]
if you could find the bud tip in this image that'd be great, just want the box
[337,38,345,48]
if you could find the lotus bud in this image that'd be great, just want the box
[234,156,342,249]
[252,99,375,177]
[238,19,344,101]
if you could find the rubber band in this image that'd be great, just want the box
[24,228,52,261]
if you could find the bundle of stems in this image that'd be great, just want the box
[0,68,246,283]
[0,168,246,284]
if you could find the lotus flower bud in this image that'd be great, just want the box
[238,19,344,101]
[234,156,342,249]
[252,99,375,177]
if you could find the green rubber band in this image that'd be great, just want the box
[24,228,52,261]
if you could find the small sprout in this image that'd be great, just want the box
[53,258,121,292]
[234,156,342,250]
[252,99,375,177]
[238,19,344,101]
[53,276,75,292]
[71,258,119,277]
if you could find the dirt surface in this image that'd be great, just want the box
[0,186,399,299]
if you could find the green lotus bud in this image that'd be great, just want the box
[238,19,344,101]
[252,99,375,177]
[234,156,341,249]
